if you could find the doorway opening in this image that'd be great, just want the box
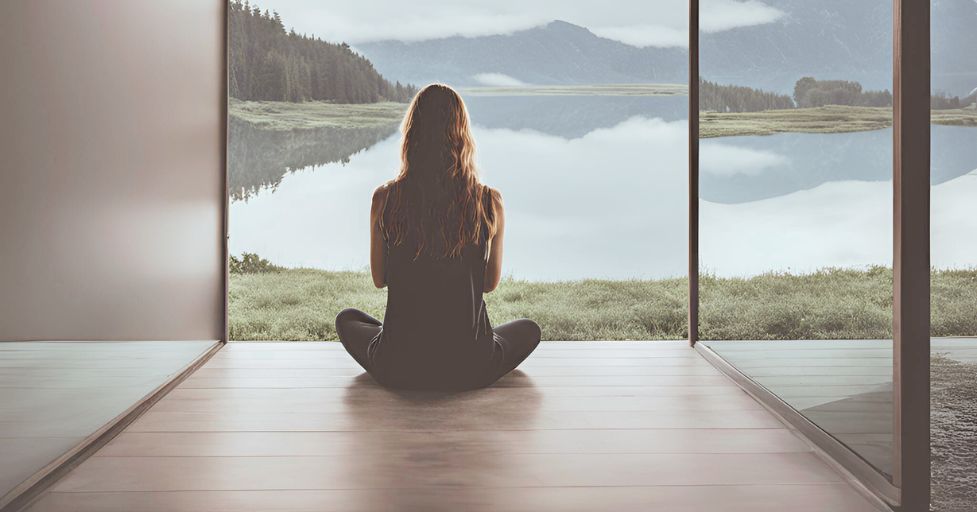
[226,0,691,342]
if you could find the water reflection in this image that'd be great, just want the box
[229,96,977,280]
[701,126,977,203]
[230,116,690,279]
[228,117,398,201]
[465,95,687,138]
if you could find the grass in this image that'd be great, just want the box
[701,105,977,138]
[229,98,406,131]
[229,266,977,341]
[458,83,688,97]
[232,99,977,137]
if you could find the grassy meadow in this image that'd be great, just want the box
[701,104,977,138]
[458,83,688,97]
[229,98,407,131]
[229,266,977,341]
[231,96,977,137]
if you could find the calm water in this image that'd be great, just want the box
[229,96,977,280]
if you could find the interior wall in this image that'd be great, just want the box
[0,0,226,341]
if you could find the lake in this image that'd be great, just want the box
[229,95,977,280]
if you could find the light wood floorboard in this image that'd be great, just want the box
[0,341,216,507]
[27,342,885,512]
[702,338,977,477]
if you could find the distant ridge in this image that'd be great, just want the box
[358,1,977,95]
[356,20,687,88]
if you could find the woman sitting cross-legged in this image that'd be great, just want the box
[335,83,541,391]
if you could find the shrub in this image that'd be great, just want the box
[229,252,284,274]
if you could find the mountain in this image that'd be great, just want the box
[356,21,687,88]
[700,0,891,93]
[357,1,977,96]
[931,0,977,96]
[701,0,977,95]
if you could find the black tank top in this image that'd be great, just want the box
[367,191,501,389]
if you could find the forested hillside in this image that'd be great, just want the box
[701,76,974,113]
[228,1,415,103]
[700,79,793,113]
[793,77,891,108]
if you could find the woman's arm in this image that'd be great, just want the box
[370,186,388,288]
[483,191,505,293]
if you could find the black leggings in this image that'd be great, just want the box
[335,308,541,389]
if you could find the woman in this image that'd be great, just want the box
[335,84,541,391]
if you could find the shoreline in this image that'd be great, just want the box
[230,97,977,137]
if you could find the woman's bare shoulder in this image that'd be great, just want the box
[373,181,393,204]
[483,184,503,205]
[485,187,504,218]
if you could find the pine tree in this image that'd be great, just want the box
[227,1,417,103]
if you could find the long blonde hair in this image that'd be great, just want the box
[380,84,498,258]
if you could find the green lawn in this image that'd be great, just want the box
[229,98,407,131]
[701,105,977,138]
[458,83,688,97]
[231,98,977,137]
[229,266,977,341]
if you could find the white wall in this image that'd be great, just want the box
[0,0,226,340]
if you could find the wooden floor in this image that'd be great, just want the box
[25,341,885,512]
[704,338,977,476]
[0,341,217,508]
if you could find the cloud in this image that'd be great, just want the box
[257,0,785,48]
[591,25,688,48]
[701,0,785,33]
[472,73,527,87]
[700,143,789,176]
[593,1,786,48]
[700,180,894,277]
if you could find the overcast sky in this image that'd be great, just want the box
[256,0,785,48]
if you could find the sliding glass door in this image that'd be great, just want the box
[699,0,896,477]
[929,2,977,510]
[689,1,950,510]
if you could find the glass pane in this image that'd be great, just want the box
[930,1,977,508]
[698,1,896,478]
[227,1,688,342]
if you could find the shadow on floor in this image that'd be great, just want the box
[339,370,542,508]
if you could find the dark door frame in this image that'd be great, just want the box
[891,0,931,509]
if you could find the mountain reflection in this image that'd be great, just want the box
[464,95,687,138]
[228,96,977,280]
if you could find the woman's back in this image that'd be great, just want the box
[334,83,539,391]
[374,232,497,387]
